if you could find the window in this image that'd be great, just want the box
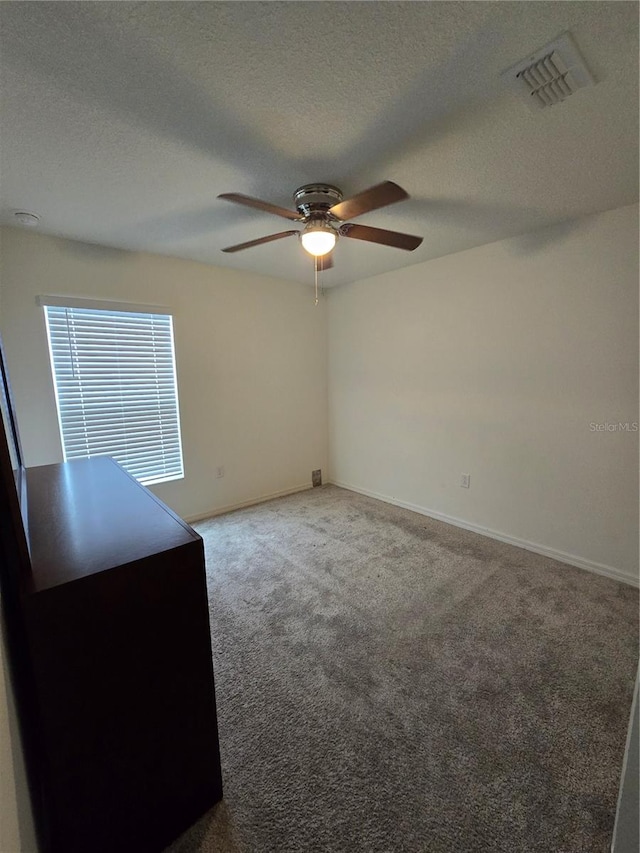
[41,297,184,486]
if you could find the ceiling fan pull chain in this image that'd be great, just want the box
[314,257,319,306]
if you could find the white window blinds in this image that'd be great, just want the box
[43,303,184,486]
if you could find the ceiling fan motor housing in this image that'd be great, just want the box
[293,184,343,220]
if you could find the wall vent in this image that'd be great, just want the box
[501,31,594,110]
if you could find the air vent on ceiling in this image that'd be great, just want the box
[501,31,595,110]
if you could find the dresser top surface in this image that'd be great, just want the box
[25,457,200,593]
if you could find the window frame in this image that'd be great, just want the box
[39,296,184,487]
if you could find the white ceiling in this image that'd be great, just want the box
[0,2,637,288]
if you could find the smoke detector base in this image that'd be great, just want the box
[14,211,40,227]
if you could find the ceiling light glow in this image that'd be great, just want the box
[300,224,336,257]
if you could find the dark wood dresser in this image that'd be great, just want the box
[20,456,223,853]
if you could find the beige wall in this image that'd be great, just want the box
[0,227,328,520]
[328,204,639,584]
[0,631,37,853]
[0,636,19,853]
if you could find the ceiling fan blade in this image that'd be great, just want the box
[340,223,422,251]
[221,230,299,253]
[317,253,334,271]
[218,193,303,221]
[328,181,409,222]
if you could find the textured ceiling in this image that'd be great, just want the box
[0,2,638,287]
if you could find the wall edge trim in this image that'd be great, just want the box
[184,483,313,524]
[329,479,639,588]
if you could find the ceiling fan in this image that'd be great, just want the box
[218,181,423,270]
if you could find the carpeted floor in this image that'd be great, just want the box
[165,485,639,853]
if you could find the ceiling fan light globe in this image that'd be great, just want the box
[300,227,336,257]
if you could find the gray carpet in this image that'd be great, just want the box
[165,485,639,853]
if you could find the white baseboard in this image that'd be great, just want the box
[184,483,313,524]
[329,479,639,588]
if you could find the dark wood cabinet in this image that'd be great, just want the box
[10,456,223,853]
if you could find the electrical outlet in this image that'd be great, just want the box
[215,466,225,479]
[460,473,470,489]
[312,469,322,487]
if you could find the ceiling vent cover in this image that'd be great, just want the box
[501,31,594,110]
